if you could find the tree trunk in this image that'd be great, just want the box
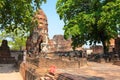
[101,40,109,62]
[102,41,107,54]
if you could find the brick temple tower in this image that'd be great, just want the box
[34,9,48,45]
[26,9,48,54]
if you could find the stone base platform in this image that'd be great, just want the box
[57,73,85,80]
[20,57,88,80]
[0,57,16,64]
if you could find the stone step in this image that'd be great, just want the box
[0,57,16,64]
[57,73,85,80]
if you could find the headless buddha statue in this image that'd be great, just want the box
[0,40,11,57]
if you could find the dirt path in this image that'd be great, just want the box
[0,62,120,80]
[57,62,120,80]
[0,64,23,80]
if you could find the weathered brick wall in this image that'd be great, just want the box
[25,70,37,80]
[57,73,84,80]
[115,37,120,53]
[38,58,87,69]
[20,63,39,80]
[20,58,87,80]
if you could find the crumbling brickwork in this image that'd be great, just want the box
[26,9,48,55]
[47,35,74,53]
[0,40,15,63]
[26,9,82,55]
[115,37,120,53]
[0,40,11,57]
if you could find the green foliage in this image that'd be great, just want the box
[0,30,27,50]
[56,0,120,52]
[0,0,46,34]
[9,36,27,50]
[0,0,46,50]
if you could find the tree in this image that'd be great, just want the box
[56,0,120,54]
[0,0,46,34]
[0,30,27,50]
[0,0,46,50]
[9,36,27,50]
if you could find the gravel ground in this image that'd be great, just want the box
[0,62,120,80]
[0,64,23,80]
[56,62,120,80]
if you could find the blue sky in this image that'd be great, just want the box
[40,0,91,48]
[41,0,64,39]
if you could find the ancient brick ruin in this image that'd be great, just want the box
[26,9,83,56]
[21,9,87,80]
[0,40,15,63]
[48,35,73,52]
[26,9,48,56]
[115,37,120,53]
[0,40,11,57]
